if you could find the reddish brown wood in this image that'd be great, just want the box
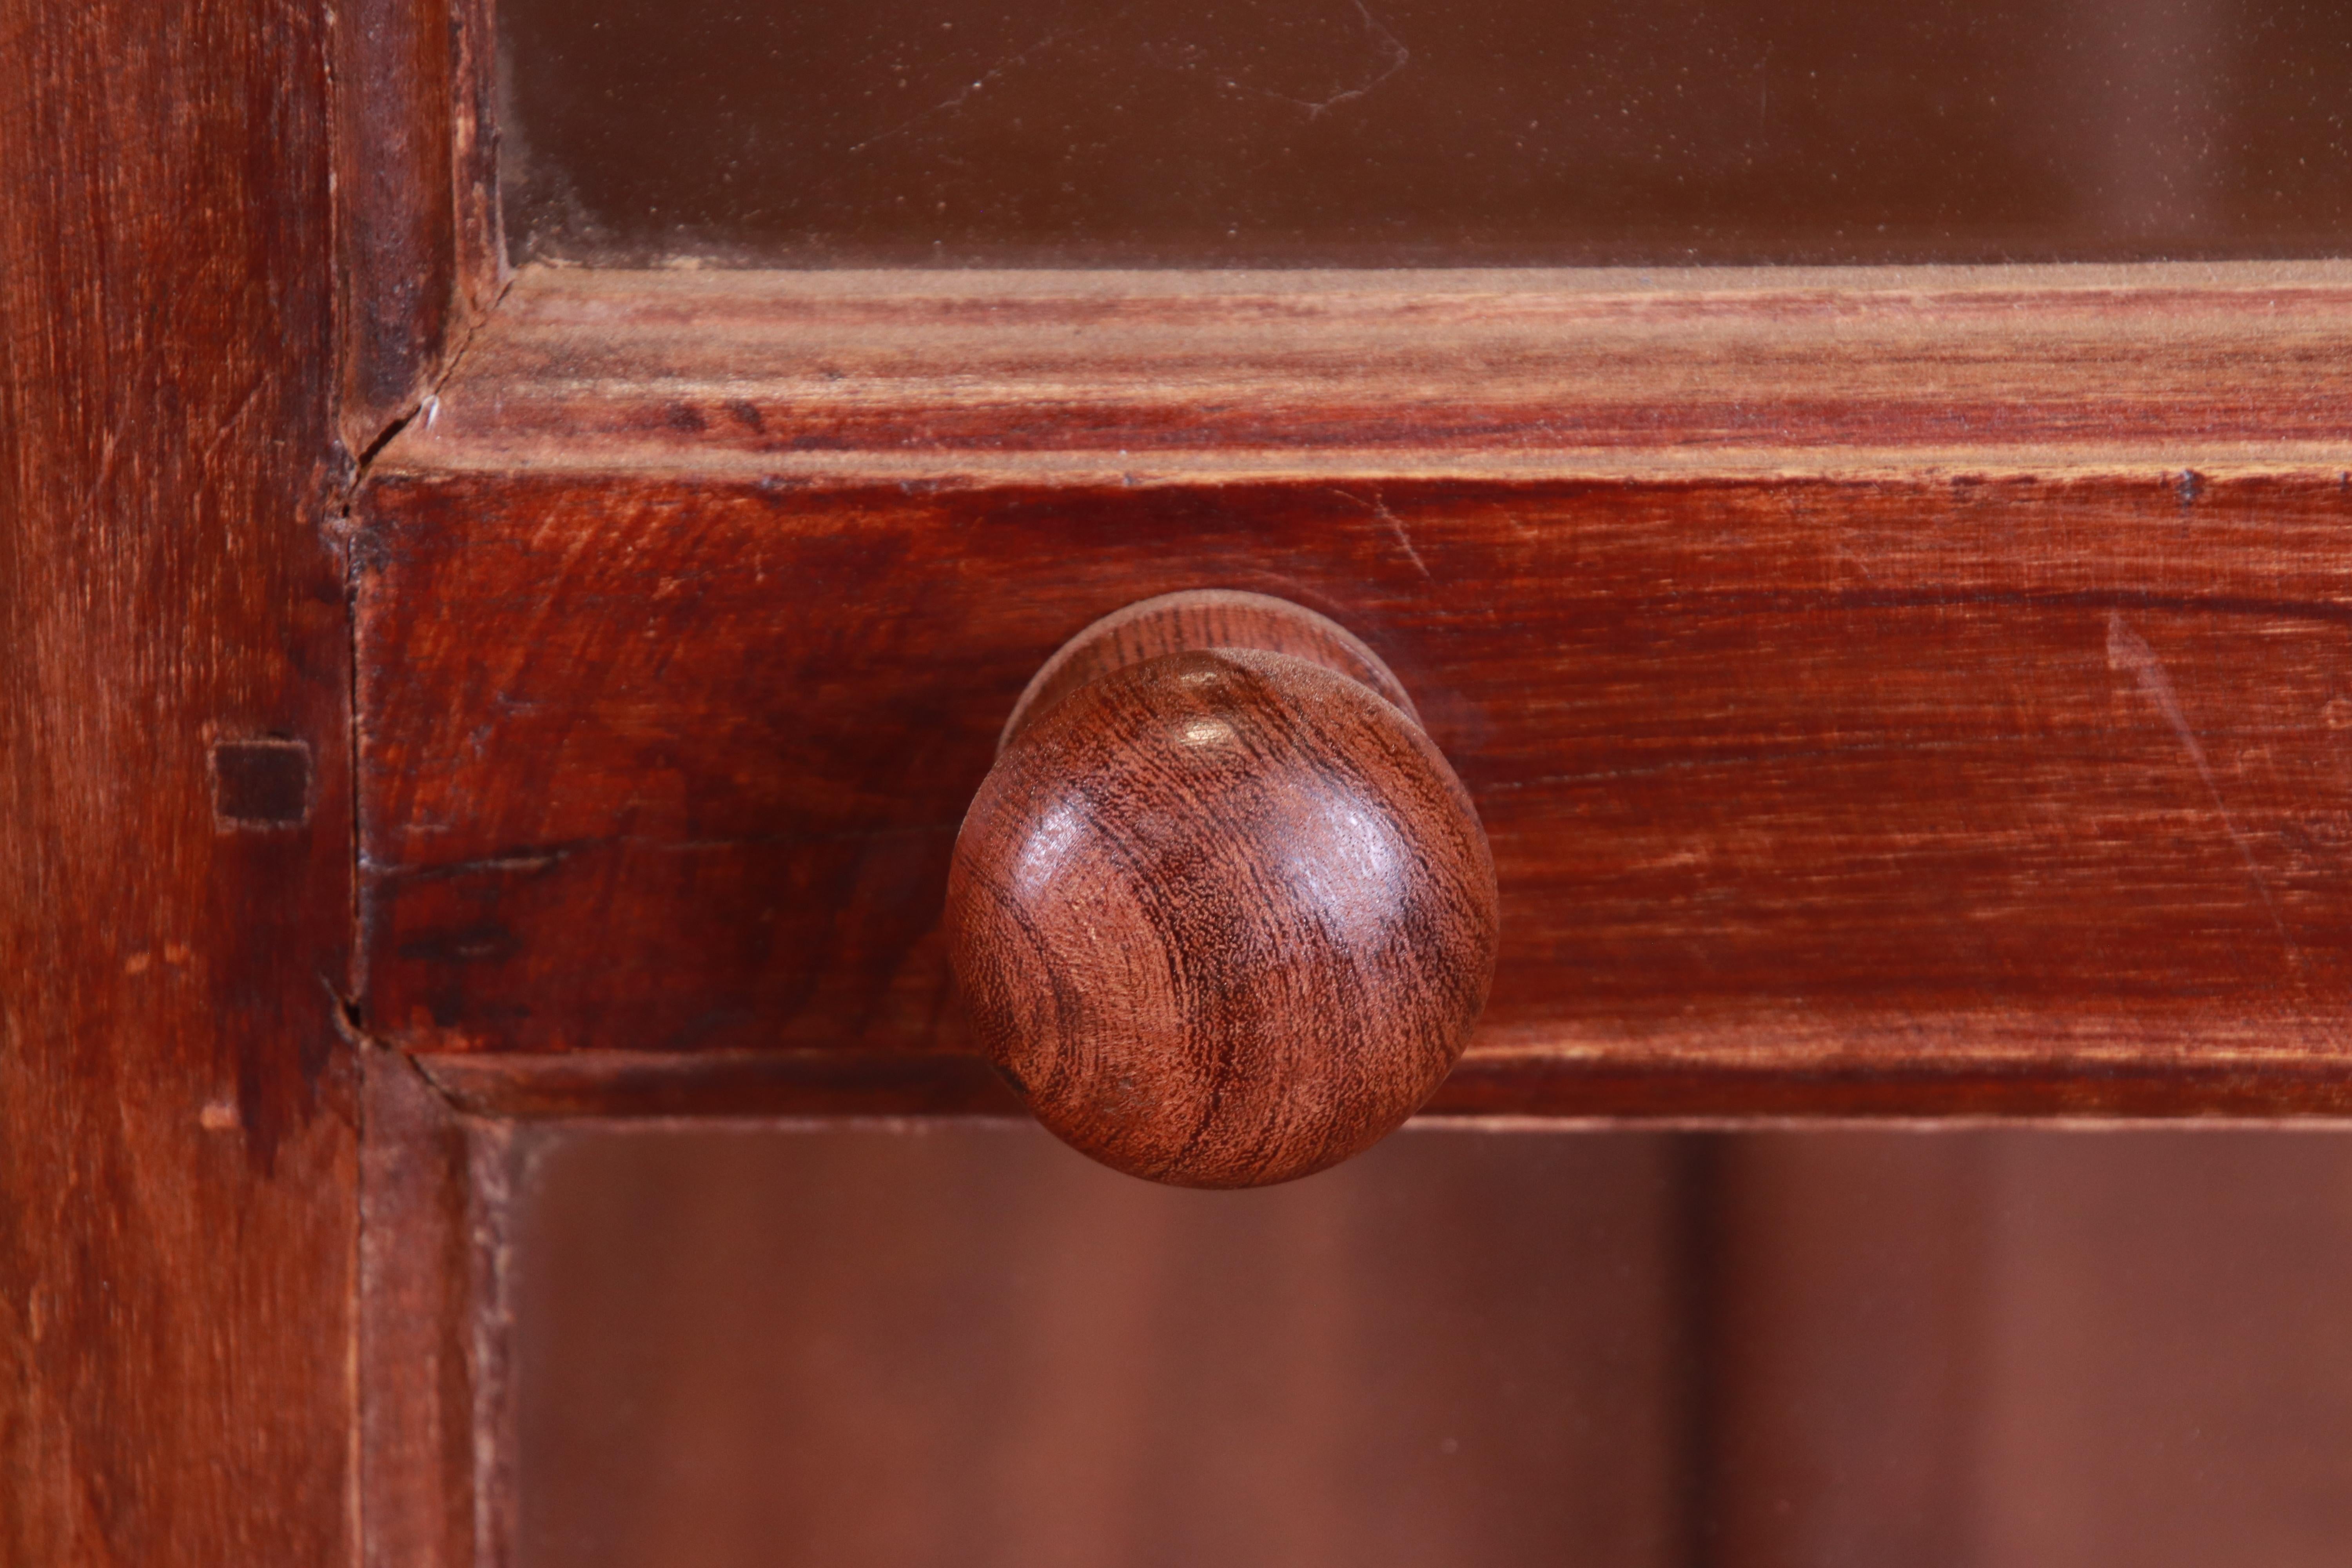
[363,1055,527,1568]
[466,1120,525,1568]
[417,1045,2352,1125]
[0,0,358,1558]
[948,593,1499,1185]
[382,263,2352,472]
[361,1051,482,1568]
[356,266,2352,1117]
[332,0,503,455]
[418,1049,1026,1122]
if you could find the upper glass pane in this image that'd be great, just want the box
[500,0,2352,266]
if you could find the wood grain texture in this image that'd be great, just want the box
[1002,588,1420,742]
[361,1051,481,1568]
[0,0,357,1559]
[466,1119,526,1568]
[416,1047,2352,1125]
[419,1048,1028,1122]
[357,265,2352,1117]
[950,594,1498,1186]
[332,0,503,454]
[385,262,2352,475]
[365,1054,526,1568]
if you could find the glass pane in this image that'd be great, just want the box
[514,1125,1694,1568]
[500,0,2352,265]
[512,1123,2352,1567]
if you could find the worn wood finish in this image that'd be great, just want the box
[332,0,503,455]
[420,1048,1029,1122]
[383,263,2352,474]
[357,265,2352,1116]
[950,595,1498,1186]
[0,0,358,1558]
[360,1051,527,1568]
[361,1051,482,1568]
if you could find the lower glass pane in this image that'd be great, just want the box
[513,1123,2352,1568]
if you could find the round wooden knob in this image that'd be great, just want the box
[947,592,1499,1188]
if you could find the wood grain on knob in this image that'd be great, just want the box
[947,592,1499,1188]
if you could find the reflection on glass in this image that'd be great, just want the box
[517,1125,1691,1566]
[501,0,2352,265]
[514,1123,2352,1568]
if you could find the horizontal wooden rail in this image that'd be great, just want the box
[417,1044,2352,1124]
[359,263,2352,1118]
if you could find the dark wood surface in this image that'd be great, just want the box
[358,264,2352,1116]
[332,0,502,454]
[372,264,2352,471]
[0,0,358,1558]
[951,594,1497,1185]
[18,5,2351,1560]
[361,1051,487,1568]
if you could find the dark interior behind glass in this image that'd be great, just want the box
[518,1125,2352,1568]
[501,0,2352,266]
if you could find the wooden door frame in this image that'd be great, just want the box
[11,0,2350,1561]
[5,0,360,1560]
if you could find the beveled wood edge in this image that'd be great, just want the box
[331,0,504,461]
[465,257,2352,298]
[361,1049,488,1568]
[412,1042,2352,1125]
[361,1048,554,1568]
[372,258,2352,483]
[373,447,2352,486]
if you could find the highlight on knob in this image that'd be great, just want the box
[947,592,1499,1189]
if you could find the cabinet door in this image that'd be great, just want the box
[343,3,2352,1557]
[15,1,2352,1563]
